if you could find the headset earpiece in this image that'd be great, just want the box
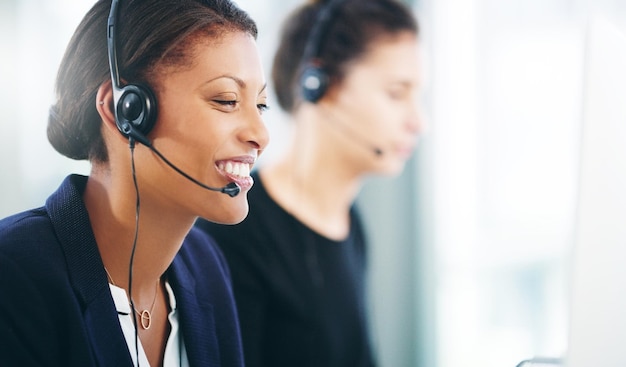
[298,0,344,104]
[300,63,329,103]
[108,0,157,142]
[114,83,158,140]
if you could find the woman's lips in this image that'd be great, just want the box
[218,161,251,177]
[216,158,255,192]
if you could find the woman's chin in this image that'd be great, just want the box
[203,202,250,225]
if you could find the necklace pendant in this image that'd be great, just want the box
[140,310,152,330]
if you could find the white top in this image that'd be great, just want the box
[108,280,190,367]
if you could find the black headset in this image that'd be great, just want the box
[107,0,158,141]
[299,0,346,103]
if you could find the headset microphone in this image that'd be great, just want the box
[123,124,241,197]
[319,108,385,157]
[332,118,385,157]
[348,130,384,157]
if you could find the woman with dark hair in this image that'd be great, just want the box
[196,0,424,366]
[0,0,268,366]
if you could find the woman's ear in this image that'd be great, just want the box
[96,80,118,135]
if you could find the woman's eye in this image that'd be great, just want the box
[257,103,269,113]
[214,99,239,107]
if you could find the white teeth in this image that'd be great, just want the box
[241,164,250,177]
[220,161,251,178]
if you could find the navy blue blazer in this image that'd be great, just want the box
[0,175,244,367]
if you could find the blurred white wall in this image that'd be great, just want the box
[415,0,626,366]
[0,0,93,217]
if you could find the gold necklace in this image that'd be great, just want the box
[104,267,159,330]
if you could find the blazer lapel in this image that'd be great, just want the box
[83,290,135,366]
[169,258,220,367]
[47,175,133,366]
